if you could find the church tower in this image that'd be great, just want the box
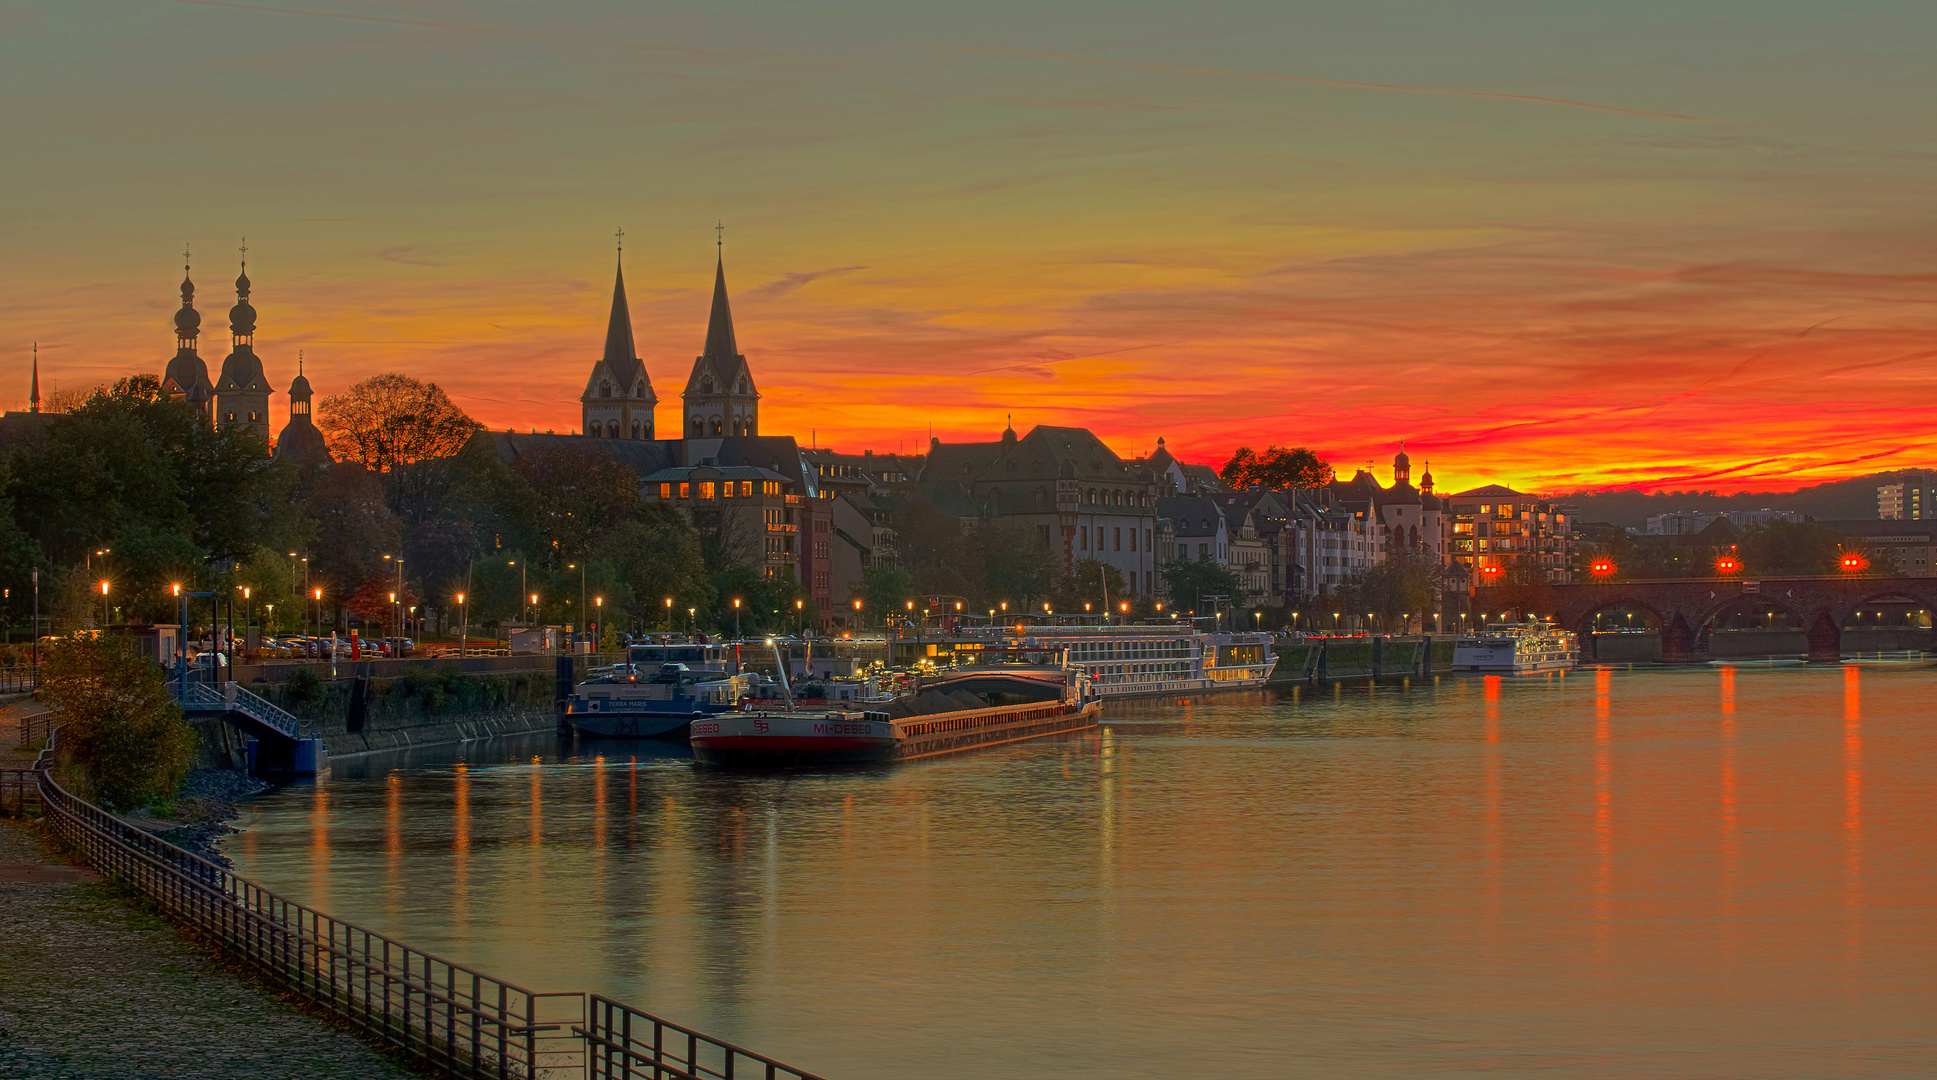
[214,243,272,445]
[681,240,758,438]
[274,351,331,469]
[160,248,215,417]
[580,242,657,439]
[1393,441,1411,488]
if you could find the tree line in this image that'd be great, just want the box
[0,373,805,641]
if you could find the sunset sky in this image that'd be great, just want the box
[5,0,1934,494]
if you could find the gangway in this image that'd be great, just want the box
[175,680,323,775]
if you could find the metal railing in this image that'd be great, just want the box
[584,997,827,1080]
[0,767,37,815]
[0,670,38,694]
[178,682,302,740]
[25,734,830,1080]
[13,709,55,750]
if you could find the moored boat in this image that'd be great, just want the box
[1454,620,1578,674]
[562,662,756,739]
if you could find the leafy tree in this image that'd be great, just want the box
[592,505,712,630]
[853,564,914,626]
[1739,520,1846,576]
[41,634,195,811]
[1336,548,1446,625]
[975,521,1062,609]
[1160,557,1244,614]
[511,445,646,564]
[1054,558,1127,613]
[1221,445,1333,490]
[317,374,479,476]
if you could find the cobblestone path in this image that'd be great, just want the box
[0,818,419,1079]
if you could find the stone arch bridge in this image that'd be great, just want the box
[1472,576,1937,663]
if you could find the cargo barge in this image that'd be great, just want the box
[690,642,1099,768]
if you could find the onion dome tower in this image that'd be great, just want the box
[580,232,657,439]
[273,351,331,469]
[681,226,759,439]
[213,241,272,446]
[1420,461,1435,495]
[160,247,215,416]
[1393,440,1411,488]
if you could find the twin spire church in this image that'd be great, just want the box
[580,248,759,441]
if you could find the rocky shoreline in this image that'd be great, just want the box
[153,769,273,866]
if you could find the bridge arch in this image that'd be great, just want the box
[1571,596,1667,663]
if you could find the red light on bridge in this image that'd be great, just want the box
[1840,552,1868,573]
[1716,556,1740,574]
[1480,565,1502,578]
[1589,559,1615,577]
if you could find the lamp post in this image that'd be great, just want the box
[569,562,586,648]
[795,598,804,637]
[389,592,397,649]
[99,580,110,628]
[852,598,862,631]
[313,587,324,641]
[664,597,673,632]
[456,593,467,657]
[733,597,742,640]
[687,607,696,634]
[594,596,602,649]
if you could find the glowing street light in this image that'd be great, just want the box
[455,592,467,658]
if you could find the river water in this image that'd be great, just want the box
[225,665,1937,1078]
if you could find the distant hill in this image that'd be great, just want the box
[1551,471,1912,528]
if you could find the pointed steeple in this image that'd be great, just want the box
[30,342,39,413]
[683,231,758,439]
[702,254,738,359]
[580,238,656,440]
[603,256,638,368]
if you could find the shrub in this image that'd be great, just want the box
[41,634,195,811]
[283,666,321,704]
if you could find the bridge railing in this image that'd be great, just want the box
[27,731,829,1080]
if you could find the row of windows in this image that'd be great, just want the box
[1078,526,1150,553]
[656,480,784,500]
[689,415,755,437]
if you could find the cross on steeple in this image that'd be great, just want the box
[183,243,191,272]
[715,220,724,250]
[615,226,624,253]
[238,237,247,264]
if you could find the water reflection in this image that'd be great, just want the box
[228,667,1936,1079]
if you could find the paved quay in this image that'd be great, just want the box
[0,815,418,1079]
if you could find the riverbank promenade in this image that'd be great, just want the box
[0,815,417,1079]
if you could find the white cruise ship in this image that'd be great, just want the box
[943,625,1276,698]
[1453,620,1578,674]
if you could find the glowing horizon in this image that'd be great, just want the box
[5,1,1933,497]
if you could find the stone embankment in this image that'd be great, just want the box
[1269,637,1456,684]
[196,656,608,767]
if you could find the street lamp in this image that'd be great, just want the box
[795,598,804,636]
[456,592,467,658]
[853,598,863,630]
[664,597,674,632]
[733,597,742,639]
[313,587,324,640]
[594,596,603,649]
[687,606,696,634]
[568,562,587,648]
[99,580,110,627]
